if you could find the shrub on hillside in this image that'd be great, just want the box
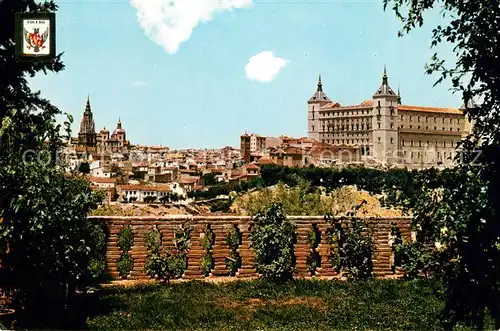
[250,204,295,281]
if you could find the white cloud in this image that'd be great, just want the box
[130,0,253,54]
[130,80,147,87]
[245,51,289,83]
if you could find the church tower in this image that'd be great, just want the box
[78,95,97,148]
[307,74,331,141]
[372,67,399,165]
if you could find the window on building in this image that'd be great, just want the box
[442,127,445,131]
[411,140,413,146]
[434,126,437,130]
[419,141,422,147]
[418,126,421,129]
[409,125,413,129]
[378,123,381,129]
[390,123,394,129]
[312,125,315,131]
[410,116,412,121]
[402,140,405,146]
[401,115,404,120]
[401,124,404,128]
[390,137,394,144]
[426,126,428,130]
[418,116,420,122]
[434,117,437,123]
[378,137,381,142]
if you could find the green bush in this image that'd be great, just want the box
[328,217,373,279]
[225,227,242,275]
[209,199,232,213]
[87,219,109,282]
[117,225,134,278]
[144,227,190,282]
[306,226,321,275]
[200,227,214,276]
[250,203,295,281]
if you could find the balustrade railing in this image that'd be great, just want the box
[92,215,412,281]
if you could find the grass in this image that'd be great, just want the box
[84,279,461,331]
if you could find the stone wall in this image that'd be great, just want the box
[91,215,412,280]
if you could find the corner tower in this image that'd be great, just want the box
[307,74,331,141]
[371,67,399,165]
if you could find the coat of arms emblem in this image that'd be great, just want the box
[24,27,49,53]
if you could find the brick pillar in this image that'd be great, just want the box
[159,223,176,250]
[371,221,392,277]
[314,223,336,277]
[294,224,312,278]
[106,220,123,280]
[236,223,257,278]
[210,224,231,277]
[129,223,148,280]
[183,224,205,280]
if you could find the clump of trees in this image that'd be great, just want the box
[0,0,104,328]
[382,0,500,328]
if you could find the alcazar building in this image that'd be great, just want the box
[307,69,474,168]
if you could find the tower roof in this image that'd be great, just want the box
[373,66,397,97]
[85,94,92,113]
[459,99,479,110]
[308,73,331,103]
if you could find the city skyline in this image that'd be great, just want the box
[30,0,459,149]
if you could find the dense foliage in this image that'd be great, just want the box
[382,0,500,328]
[200,227,214,276]
[328,217,373,279]
[234,180,379,216]
[0,0,104,328]
[116,225,134,278]
[250,204,295,281]
[144,226,191,282]
[225,227,242,275]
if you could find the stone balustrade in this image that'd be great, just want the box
[91,215,412,281]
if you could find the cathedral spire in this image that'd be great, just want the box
[317,73,323,92]
[85,94,91,113]
[397,86,402,104]
[117,117,122,130]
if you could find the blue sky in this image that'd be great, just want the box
[30,0,457,149]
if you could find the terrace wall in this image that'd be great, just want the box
[91,216,412,280]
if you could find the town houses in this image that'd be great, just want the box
[63,76,475,204]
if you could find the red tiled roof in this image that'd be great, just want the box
[89,177,116,184]
[117,185,170,192]
[321,102,342,109]
[246,163,260,170]
[398,104,463,115]
[257,158,275,165]
[179,177,199,184]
